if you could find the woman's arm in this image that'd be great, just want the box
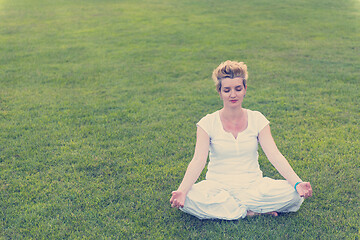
[170,126,210,208]
[259,125,313,198]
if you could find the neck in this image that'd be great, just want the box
[221,107,245,120]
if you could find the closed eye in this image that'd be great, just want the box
[223,88,230,93]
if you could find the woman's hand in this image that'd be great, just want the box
[296,182,313,199]
[170,190,186,208]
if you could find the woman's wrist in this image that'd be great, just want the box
[177,186,190,195]
[294,181,302,191]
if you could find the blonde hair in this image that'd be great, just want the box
[212,60,248,92]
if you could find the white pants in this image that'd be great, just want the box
[180,177,304,220]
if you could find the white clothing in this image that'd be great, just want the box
[180,109,303,220]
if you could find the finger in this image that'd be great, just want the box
[299,190,306,198]
[297,188,304,197]
[174,200,180,208]
[305,184,312,195]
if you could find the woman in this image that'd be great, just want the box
[170,60,313,219]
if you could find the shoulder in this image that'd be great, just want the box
[246,109,270,132]
[246,109,269,120]
[197,111,219,127]
[246,109,265,117]
[197,110,220,136]
[198,110,219,122]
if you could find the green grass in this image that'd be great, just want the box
[1,0,359,239]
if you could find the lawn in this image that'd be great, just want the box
[0,0,359,239]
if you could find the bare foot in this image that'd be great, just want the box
[266,211,278,217]
[247,210,278,217]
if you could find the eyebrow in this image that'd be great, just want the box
[223,85,243,89]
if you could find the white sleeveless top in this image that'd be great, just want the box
[197,109,270,188]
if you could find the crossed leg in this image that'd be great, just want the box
[246,210,278,217]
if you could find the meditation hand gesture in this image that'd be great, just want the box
[170,191,186,208]
[296,182,313,199]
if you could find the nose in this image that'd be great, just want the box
[230,89,236,97]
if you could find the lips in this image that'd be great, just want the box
[230,100,238,103]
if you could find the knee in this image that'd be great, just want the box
[288,191,305,212]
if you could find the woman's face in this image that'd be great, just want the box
[219,77,246,108]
